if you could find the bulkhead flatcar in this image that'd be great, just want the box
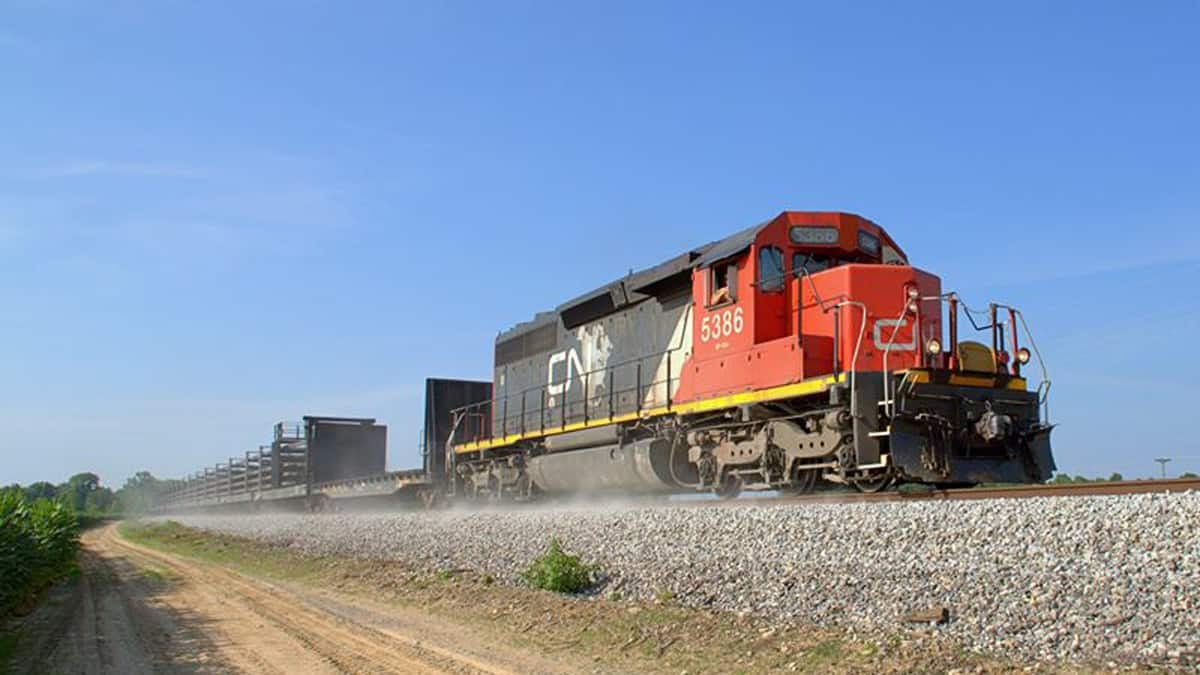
[446,211,1055,498]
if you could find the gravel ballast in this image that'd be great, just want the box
[163,493,1200,665]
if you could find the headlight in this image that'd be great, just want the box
[925,338,942,355]
[1016,347,1032,364]
[907,287,920,300]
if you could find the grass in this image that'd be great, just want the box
[119,521,327,582]
[139,568,173,585]
[806,638,845,663]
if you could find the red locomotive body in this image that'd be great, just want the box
[448,211,1054,498]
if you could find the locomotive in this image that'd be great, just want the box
[446,211,1055,498]
[159,210,1054,511]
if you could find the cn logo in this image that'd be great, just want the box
[547,348,585,396]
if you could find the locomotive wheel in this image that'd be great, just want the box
[714,473,742,499]
[851,471,893,493]
[786,465,821,494]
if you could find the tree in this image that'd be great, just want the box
[23,481,59,501]
[1181,472,1199,479]
[1108,472,1124,482]
[86,487,116,513]
[115,471,166,514]
[1051,473,1074,484]
[62,473,101,512]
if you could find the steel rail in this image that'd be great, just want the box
[700,477,1200,509]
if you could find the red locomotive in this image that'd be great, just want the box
[447,211,1055,497]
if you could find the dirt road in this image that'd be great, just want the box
[6,524,575,674]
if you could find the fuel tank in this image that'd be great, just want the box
[526,438,694,494]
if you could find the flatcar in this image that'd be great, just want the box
[446,211,1055,498]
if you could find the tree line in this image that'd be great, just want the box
[4,470,175,517]
[1050,471,1199,484]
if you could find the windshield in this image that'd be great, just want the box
[793,252,834,276]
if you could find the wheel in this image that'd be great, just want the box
[714,473,742,499]
[419,489,438,510]
[786,465,821,494]
[851,471,893,493]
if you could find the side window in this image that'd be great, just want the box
[708,261,737,306]
[758,246,784,292]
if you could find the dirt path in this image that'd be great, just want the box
[7,524,577,674]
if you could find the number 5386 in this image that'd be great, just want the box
[700,307,744,342]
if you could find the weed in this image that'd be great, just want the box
[519,538,596,593]
[436,569,455,581]
[654,586,676,604]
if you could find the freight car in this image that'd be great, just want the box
[158,384,484,511]
[446,210,1054,499]
[159,210,1054,511]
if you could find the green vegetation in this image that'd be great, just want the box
[0,489,80,617]
[519,538,597,593]
[1051,472,1120,484]
[1050,471,1198,483]
[806,638,845,664]
[3,470,181,520]
[121,521,329,581]
[0,630,18,673]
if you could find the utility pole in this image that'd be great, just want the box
[1154,457,1171,479]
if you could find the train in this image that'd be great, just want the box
[159,210,1055,511]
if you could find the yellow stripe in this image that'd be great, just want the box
[453,369,1027,454]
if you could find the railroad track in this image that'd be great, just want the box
[710,477,1200,508]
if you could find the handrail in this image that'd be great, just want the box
[448,340,690,448]
[943,294,1051,424]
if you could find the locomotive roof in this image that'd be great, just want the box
[496,212,881,343]
[495,226,751,343]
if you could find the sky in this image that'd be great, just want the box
[1,1,1198,488]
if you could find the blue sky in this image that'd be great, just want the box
[1,1,1197,488]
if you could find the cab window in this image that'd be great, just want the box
[708,261,737,306]
[758,246,784,292]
